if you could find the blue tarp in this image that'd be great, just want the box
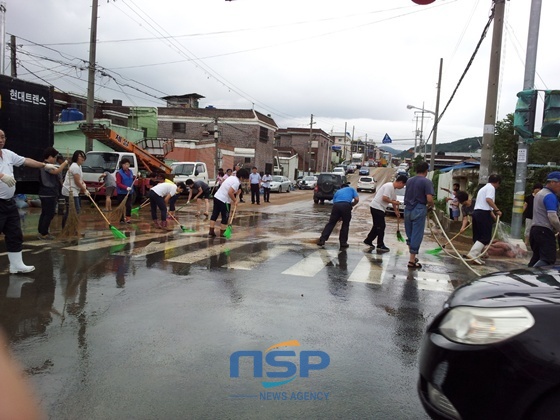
[439,162,480,173]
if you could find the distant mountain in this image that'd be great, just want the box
[378,145,402,156]
[394,136,482,158]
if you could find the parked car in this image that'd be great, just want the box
[299,175,318,190]
[418,265,560,420]
[269,175,292,193]
[313,173,348,204]
[357,176,376,193]
[358,167,370,176]
[333,167,346,175]
[385,186,405,214]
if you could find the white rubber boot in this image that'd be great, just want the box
[466,241,485,265]
[8,252,36,274]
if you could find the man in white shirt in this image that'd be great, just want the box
[249,167,262,205]
[363,175,407,252]
[0,129,57,273]
[466,174,502,265]
[209,168,249,237]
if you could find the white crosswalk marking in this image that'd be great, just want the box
[415,271,453,292]
[282,249,339,277]
[223,245,291,270]
[167,241,250,264]
[348,255,388,285]
[63,233,166,252]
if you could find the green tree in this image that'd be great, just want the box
[491,114,517,223]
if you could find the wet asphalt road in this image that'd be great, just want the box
[0,168,531,419]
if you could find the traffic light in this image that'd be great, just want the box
[541,90,560,138]
[513,90,537,139]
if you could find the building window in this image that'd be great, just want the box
[172,122,186,133]
[259,126,268,142]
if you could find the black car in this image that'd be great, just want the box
[418,266,560,420]
[313,173,348,204]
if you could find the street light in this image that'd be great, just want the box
[407,104,436,165]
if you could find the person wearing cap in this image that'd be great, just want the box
[528,171,560,267]
[0,129,58,273]
[38,146,69,240]
[522,182,543,246]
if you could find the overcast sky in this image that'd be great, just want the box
[5,0,559,149]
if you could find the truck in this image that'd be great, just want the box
[351,153,364,167]
[170,162,209,184]
[0,75,54,194]
[80,123,174,201]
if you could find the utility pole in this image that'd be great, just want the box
[478,0,506,184]
[10,35,16,77]
[308,114,314,175]
[343,122,347,163]
[511,0,542,239]
[214,117,220,179]
[85,0,99,152]
[430,58,443,170]
[0,3,6,76]
[419,102,425,159]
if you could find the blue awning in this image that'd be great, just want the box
[439,162,480,173]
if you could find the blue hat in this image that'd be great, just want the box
[546,171,560,182]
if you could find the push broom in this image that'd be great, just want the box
[222,203,237,239]
[426,222,471,255]
[131,199,150,215]
[87,194,127,239]
[396,214,405,242]
[168,213,195,233]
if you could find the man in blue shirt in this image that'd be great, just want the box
[317,184,359,249]
[403,161,434,269]
[528,171,560,267]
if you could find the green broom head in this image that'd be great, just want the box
[131,206,140,215]
[109,224,127,240]
[223,225,232,239]
[396,230,405,242]
[426,246,443,255]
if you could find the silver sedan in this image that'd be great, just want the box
[269,176,292,193]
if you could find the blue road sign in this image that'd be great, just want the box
[382,133,392,144]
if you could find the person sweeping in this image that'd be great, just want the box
[208,168,249,237]
[114,158,136,224]
[363,174,407,252]
[149,181,186,229]
[185,178,211,218]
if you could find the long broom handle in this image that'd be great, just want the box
[442,223,472,247]
[168,212,183,227]
[87,193,113,226]
[228,202,237,225]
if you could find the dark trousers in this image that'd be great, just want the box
[116,193,132,219]
[0,198,23,252]
[263,187,270,202]
[250,184,260,204]
[210,197,230,225]
[38,196,57,235]
[529,226,557,267]
[319,202,352,245]
[472,210,493,245]
[365,207,386,246]
[149,190,167,221]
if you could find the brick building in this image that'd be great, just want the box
[275,127,333,175]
